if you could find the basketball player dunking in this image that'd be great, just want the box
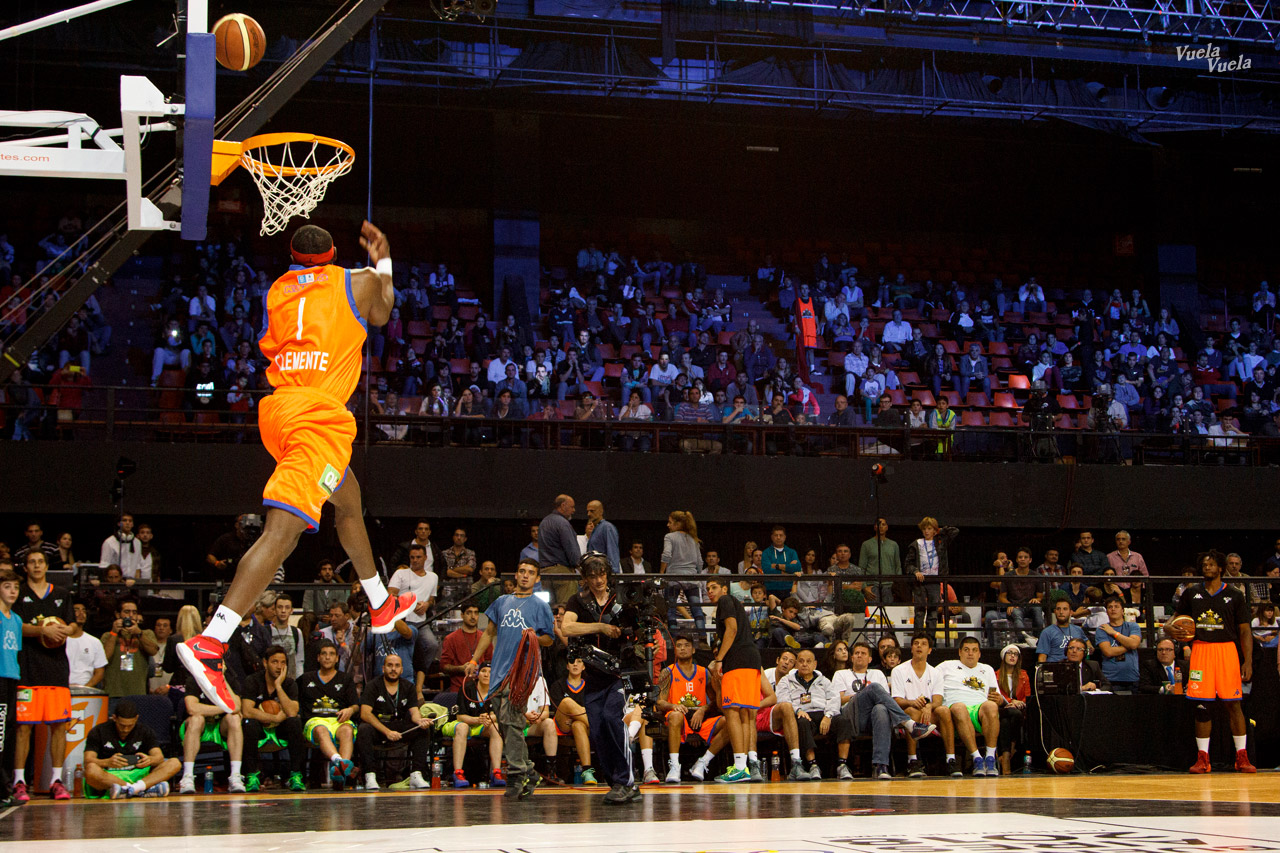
[178,222,417,714]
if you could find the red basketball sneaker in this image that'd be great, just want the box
[1189,751,1212,774]
[176,635,239,714]
[1235,750,1257,774]
[369,592,417,635]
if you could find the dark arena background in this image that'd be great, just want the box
[3,0,1280,849]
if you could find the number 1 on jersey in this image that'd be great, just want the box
[297,297,307,342]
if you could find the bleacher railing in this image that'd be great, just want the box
[7,383,1278,465]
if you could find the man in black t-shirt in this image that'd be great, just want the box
[240,645,306,792]
[706,577,762,784]
[298,640,360,788]
[357,653,433,789]
[12,551,75,803]
[562,554,638,804]
[1175,549,1255,774]
[178,669,247,794]
[82,700,181,798]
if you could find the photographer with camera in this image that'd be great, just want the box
[206,514,263,581]
[1020,380,1061,461]
[1086,383,1128,463]
[559,553,640,804]
[102,600,159,698]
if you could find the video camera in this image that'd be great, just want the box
[567,556,666,713]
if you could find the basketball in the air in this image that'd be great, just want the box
[1046,748,1075,774]
[260,699,282,716]
[1164,614,1197,641]
[214,14,267,71]
[40,616,69,648]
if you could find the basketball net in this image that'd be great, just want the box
[241,136,354,236]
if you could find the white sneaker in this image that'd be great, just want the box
[365,772,380,790]
[806,763,823,781]
[178,776,196,795]
[228,774,246,793]
[408,771,429,789]
[836,764,855,781]
[664,765,681,784]
[690,760,709,781]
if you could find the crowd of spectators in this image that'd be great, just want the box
[3,504,1278,801]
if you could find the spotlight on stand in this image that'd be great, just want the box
[1146,86,1173,109]
[109,456,137,503]
[870,462,892,484]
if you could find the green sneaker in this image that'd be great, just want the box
[387,777,412,790]
[581,767,598,785]
[715,766,751,784]
[245,772,262,793]
[287,772,305,792]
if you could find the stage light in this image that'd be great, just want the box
[1086,81,1109,102]
[983,74,1004,94]
[1146,86,1173,109]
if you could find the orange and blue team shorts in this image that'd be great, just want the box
[1187,641,1243,701]
[17,685,72,725]
[719,668,762,710]
[259,387,356,530]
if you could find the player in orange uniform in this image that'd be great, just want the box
[179,222,417,714]
[655,635,722,783]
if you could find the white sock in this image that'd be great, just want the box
[790,748,801,762]
[971,751,982,762]
[946,753,955,762]
[206,605,241,644]
[668,752,679,769]
[640,749,653,772]
[13,769,25,784]
[230,761,242,776]
[627,720,641,739]
[51,765,62,780]
[183,762,194,779]
[130,781,146,795]
[1234,735,1248,751]
[700,750,715,765]
[985,747,996,759]
[734,753,747,770]
[1196,737,1210,754]
[361,576,389,609]
[748,750,757,763]
[330,753,343,764]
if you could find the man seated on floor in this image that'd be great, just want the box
[775,649,840,779]
[550,658,598,785]
[891,632,943,778]
[357,653,433,790]
[933,636,1003,777]
[769,597,825,649]
[441,661,506,789]
[830,644,936,780]
[298,640,360,790]
[241,645,308,792]
[522,674,561,785]
[655,635,723,783]
[1037,599,1088,663]
[178,668,247,793]
[82,699,181,799]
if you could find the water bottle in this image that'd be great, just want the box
[73,765,83,798]
[203,767,214,793]
[1022,751,1032,774]
[431,757,443,790]
[573,764,583,785]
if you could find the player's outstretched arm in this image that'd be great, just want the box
[352,220,395,326]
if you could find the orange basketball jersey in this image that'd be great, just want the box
[259,264,366,402]
[667,662,707,709]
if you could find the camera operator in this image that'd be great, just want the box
[1086,383,1128,463]
[1020,380,1061,460]
[206,514,263,581]
[102,600,159,698]
[559,553,640,805]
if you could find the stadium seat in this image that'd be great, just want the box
[993,392,1016,409]
[912,390,935,407]
[1007,374,1030,390]
[960,411,985,426]
[1056,394,1079,409]
[988,411,1014,427]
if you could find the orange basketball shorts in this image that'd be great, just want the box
[667,711,721,743]
[17,685,72,725]
[1187,641,1243,701]
[719,668,762,710]
[259,388,356,531]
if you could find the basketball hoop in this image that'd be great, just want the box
[211,132,354,236]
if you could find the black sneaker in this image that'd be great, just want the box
[518,771,542,800]
[602,784,632,804]
[906,759,926,778]
[948,758,963,778]
[504,775,524,798]
[622,784,642,802]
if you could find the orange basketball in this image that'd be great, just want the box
[260,699,282,716]
[1165,614,1197,642]
[1046,748,1075,774]
[213,14,267,72]
[40,616,68,648]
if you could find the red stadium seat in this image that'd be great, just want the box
[1056,394,1079,409]
[989,411,1014,427]
[912,390,936,407]
[960,411,985,426]
[993,392,1016,409]
[1007,374,1030,390]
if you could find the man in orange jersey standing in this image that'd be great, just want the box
[179,222,416,714]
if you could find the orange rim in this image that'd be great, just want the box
[239,132,355,177]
